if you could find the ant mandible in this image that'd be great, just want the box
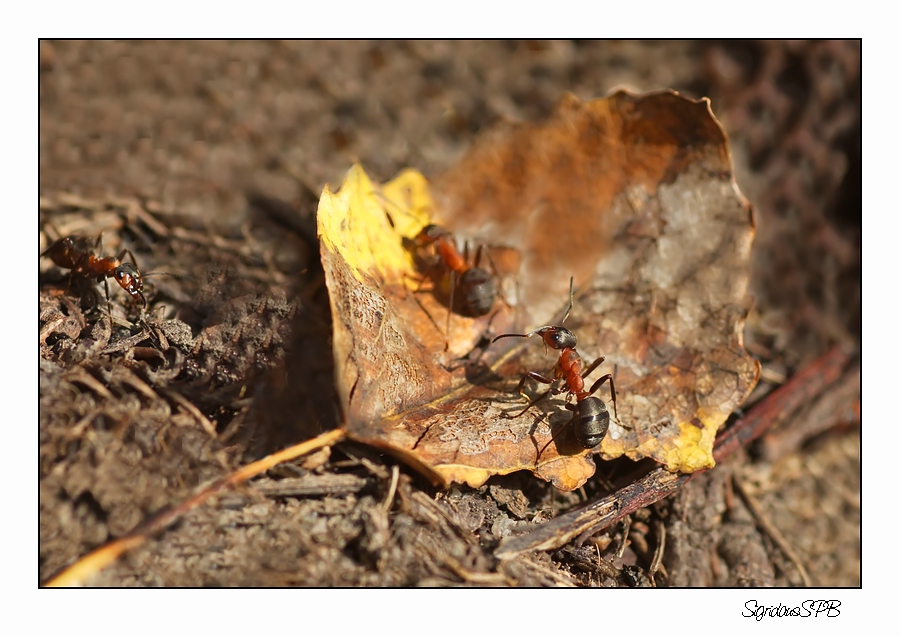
[42,235,147,318]
[491,277,619,449]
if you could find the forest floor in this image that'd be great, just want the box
[39,40,860,587]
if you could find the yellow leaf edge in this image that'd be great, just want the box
[317,164,435,286]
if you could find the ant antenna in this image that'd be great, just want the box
[491,276,577,347]
[561,276,574,324]
[143,270,188,280]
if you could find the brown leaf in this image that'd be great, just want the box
[318,90,759,491]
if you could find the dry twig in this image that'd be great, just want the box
[44,428,346,586]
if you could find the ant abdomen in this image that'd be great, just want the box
[43,236,86,270]
[457,267,496,317]
[568,397,610,449]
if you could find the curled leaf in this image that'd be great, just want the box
[318,90,759,490]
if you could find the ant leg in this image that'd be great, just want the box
[506,371,555,417]
[444,270,455,351]
[95,233,111,315]
[473,244,500,280]
[510,388,552,418]
[515,370,554,398]
[585,373,619,422]
[406,260,443,295]
[401,270,428,295]
[117,247,140,268]
[473,244,515,313]
[43,221,63,243]
[580,355,607,379]
[102,276,113,321]
[580,356,628,426]
[408,287,445,340]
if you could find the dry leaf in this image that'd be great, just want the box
[317,90,759,491]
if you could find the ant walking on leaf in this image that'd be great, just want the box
[492,277,622,449]
[409,224,498,318]
[377,190,503,350]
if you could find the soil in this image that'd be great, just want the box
[39,40,860,587]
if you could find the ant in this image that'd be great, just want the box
[411,224,498,319]
[374,190,502,350]
[41,234,147,319]
[491,277,619,449]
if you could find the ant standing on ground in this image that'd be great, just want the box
[491,277,620,449]
[42,234,147,319]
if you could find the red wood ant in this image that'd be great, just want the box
[375,191,501,349]
[411,224,498,318]
[491,278,619,449]
[42,235,147,318]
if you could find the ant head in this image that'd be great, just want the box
[415,224,448,245]
[537,326,576,350]
[114,263,147,308]
[490,277,579,348]
[491,324,577,349]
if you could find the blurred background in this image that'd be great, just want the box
[39,40,861,357]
